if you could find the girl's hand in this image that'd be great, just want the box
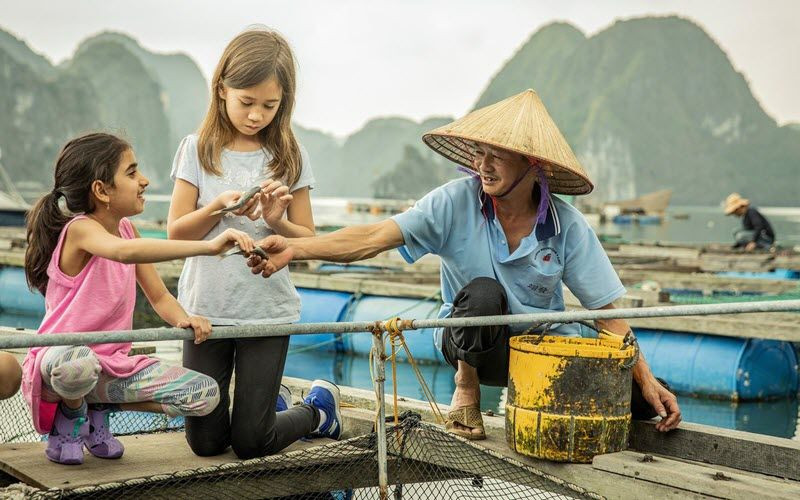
[259,180,293,226]
[177,316,212,344]
[207,228,255,256]
[214,190,261,219]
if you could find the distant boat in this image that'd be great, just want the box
[604,189,672,225]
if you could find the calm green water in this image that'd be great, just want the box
[602,205,800,246]
[137,197,800,246]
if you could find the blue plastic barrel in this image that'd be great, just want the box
[293,288,353,350]
[345,295,444,363]
[0,313,42,330]
[612,214,633,224]
[284,350,455,401]
[635,329,799,400]
[637,215,661,225]
[717,269,800,280]
[0,267,45,316]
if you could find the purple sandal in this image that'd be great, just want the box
[84,406,124,459]
[45,407,89,465]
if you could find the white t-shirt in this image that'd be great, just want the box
[169,134,315,325]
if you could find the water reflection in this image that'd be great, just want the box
[284,350,799,439]
[679,397,799,438]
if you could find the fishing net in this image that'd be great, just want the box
[0,391,183,445]
[0,396,599,499]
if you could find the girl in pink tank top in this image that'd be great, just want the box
[21,133,291,465]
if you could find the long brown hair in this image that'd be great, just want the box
[197,28,301,186]
[25,133,130,295]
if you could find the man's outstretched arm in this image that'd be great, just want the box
[255,219,405,268]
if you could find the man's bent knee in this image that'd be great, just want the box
[453,278,507,317]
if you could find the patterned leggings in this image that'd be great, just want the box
[39,346,219,417]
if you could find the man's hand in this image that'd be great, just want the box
[247,235,293,277]
[745,241,757,252]
[639,376,681,431]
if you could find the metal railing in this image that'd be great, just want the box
[1,300,798,350]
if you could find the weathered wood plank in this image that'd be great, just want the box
[292,272,441,299]
[617,269,799,294]
[624,313,800,341]
[593,450,800,499]
[774,255,800,271]
[699,253,775,273]
[617,244,702,261]
[629,419,800,481]
[0,431,340,490]
[562,287,644,309]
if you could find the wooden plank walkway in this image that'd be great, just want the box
[1,379,799,498]
[629,419,800,481]
[593,451,800,500]
[0,432,338,490]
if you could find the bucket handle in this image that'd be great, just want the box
[620,331,640,370]
[522,322,553,345]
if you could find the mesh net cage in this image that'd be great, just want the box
[0,391,184,444]
[0,398,600,500]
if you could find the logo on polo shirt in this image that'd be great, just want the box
[534,247,561,265]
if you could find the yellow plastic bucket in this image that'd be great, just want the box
[505,333,636,463]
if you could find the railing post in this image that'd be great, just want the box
[372,330,389,499]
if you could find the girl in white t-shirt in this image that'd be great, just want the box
[167,27,342,459]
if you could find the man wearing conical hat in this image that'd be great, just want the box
[251,90,681,439]
[724,193,775,251]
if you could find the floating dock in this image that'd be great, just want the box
[1,377,798,499]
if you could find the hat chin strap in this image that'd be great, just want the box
[460,161,550,226]
[492,167,531,199]
[490,161,550,227]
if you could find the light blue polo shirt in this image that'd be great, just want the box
[391,177,626,349]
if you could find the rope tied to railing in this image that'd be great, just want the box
[384,317,445,425]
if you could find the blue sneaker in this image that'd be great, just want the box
[303,379,342,440]
[276,384,292,412]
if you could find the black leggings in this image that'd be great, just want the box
[183,335,319,459]
[441,277,666,420]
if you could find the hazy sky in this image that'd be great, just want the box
[1,0,798,137]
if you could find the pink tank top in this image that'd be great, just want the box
[22,215,158,434]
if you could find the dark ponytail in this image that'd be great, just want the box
[24,133,130,295]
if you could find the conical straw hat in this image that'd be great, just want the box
[724,193,749,215]
[422,89,593,195]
